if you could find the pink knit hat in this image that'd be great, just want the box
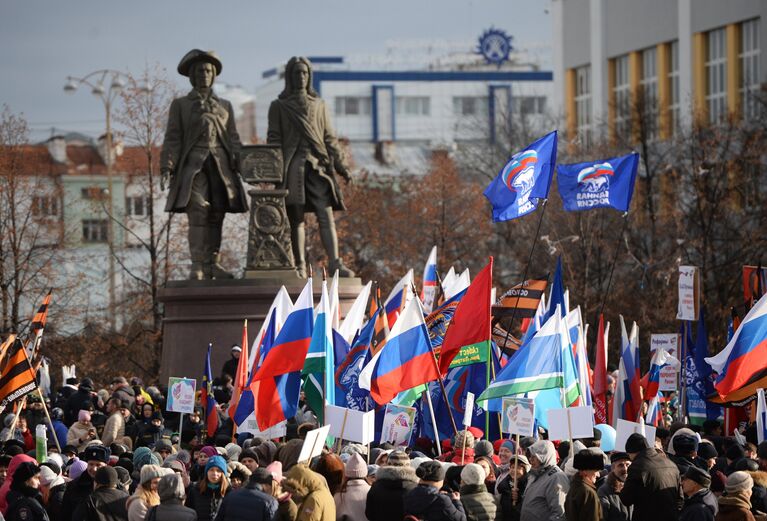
[345,453,367,479]
[265,461,283,482]
[199,446,218,458]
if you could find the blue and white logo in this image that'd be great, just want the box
[477,28,513,67]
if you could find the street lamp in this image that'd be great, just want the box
[62,69,146,332]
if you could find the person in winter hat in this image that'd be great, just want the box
[335,453,370,521]
[228,461,252,490]
[520,440,569,521]
[66,410,98,452]
[565,448,604,521]
[152,473,197,521]
[261,461,298,521]
[72,465,130,520]
[620,433,683,521]
[403,460,467,521]
[366,449,418,521]
[597,452,632,521]
[282,463,336,521]
[5,461,47,521]
[680,466,718,521]
[213,467,278,521]
[38,462,66,521]
[459,462,496,521]
[716,471,755,521]
[186,454,230,521]
[126,464,170,521]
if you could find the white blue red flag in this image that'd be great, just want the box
[483,131,557,222]
[421,246,438,314]
[384,270,414,326]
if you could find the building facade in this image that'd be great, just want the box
[552,0,766,146]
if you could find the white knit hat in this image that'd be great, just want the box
[725,471,754,494]
[460,463,486,486]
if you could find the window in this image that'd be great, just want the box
[706,27,728,124]
[81,187,107,200]
[396,96,430,116]
[740,18,761,120]
[640,47,658,140]
[334,96,371,116]
[575,65,592,148]
[613,55,631,140]
[31,195,58,217]
[82,219,108,243]
[669,40,681,135]
[125,196,149,217]
[452,96,488,116]
[512,96,547,115]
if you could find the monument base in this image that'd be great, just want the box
[158,277,364,382]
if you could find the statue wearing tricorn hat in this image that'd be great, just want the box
[160,49,248,280]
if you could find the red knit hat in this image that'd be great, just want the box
[467,427,484,439]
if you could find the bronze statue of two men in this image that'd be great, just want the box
[160,50,355,280]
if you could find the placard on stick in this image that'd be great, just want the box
[463,392,475,427]
[325,405,375,445]
[166,377,196,414]
[502,397,535,437]
[238,419,287,439]
[298,425,331,464]
[381,404,417,446]
[547,406,594,441]
[614,419,657,451]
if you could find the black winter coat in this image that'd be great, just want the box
[679,489,718,521]
[72,487,129,521]
[365,465,419,521]
[213,484,278,521]
[597,475,631,521]
[45,482,66,521]
[620,448,683,521]
[63,389,94,425]
[6,486,50,521]
[148,500,198,521]
[496,472,527,521]
[60,471,95,521]
[403,484,467,521]
[186,483,228,521]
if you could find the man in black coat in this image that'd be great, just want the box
[73,466,129,521]
[152,473,197,521]
[669,434,707,476]
[63,378,95,426]
[366,450,420,521]
[213,468,277,521]
[679,466,718,521]
[60,445,111,521]
[620,433,683,521]
[598,452,632,521]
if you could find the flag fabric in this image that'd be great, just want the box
[338,282,372,345]
[614,317,642,423]
[556,152,640,213]
[384,270,414,327]
[483,130,558,222]
[26,292,51,360]
[336,310,378,410]
[253,280,314,381]
[228,320,250,424]
[303,280,334,423]
[445,269,471,301]
[478,306,579,404]
[234,313,277,427]
[421,246,439,314]
[359,297,439,405]
[0,338,37,408]
[247,287,292,372]
[438,259,493,374]
[646,395,661,427]
[544,258,566,323]
[571,308,593,406]
[758,388,767,444]
[642,343,680,401]
[427,289,468,357]
[706,292,767,398]
[593,314,609,424]
[493,276,548,319]
[442,267,457,299]
[200,344,219,438]
[370,287,390,355]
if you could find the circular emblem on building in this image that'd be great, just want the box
[254,204,284,235]
[477,28,513,67]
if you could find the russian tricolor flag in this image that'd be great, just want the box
[201,344,219,438]
[384,270,414,326]
[421,246,438,314]
[645,395,661,427]
[642,343,680,401]
[706,292,767,398]
[358,296,438,405]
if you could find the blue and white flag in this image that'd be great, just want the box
[557,152,639,213]
[484,131,558,222]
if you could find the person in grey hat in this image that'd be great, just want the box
[152,473,197,521]
[717,470,754,520]
[680,466,717,521]
[565,449,605,521]
[160,48,248,280]
[520,440,569,521]
[620,433,682,521]
[403,461,466,521]
[366,449,418,521]
[598,452,632,521]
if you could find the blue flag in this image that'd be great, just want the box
[483,131,558,222]
[556,152,639,213]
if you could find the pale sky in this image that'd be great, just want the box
[1,0,552,142]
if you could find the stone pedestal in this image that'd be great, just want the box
[158,278,364,382]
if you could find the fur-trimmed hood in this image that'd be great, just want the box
[375,464,419,483]
[749,470,767,488]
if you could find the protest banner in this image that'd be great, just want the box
[651,333,680,392]
[298,425,331,464]
[614,419,657,451]
[677,266,699,320]
[325,405,376,445]
[501,397,535,437]
[381,404,417,446]
[547,406,594,441]
[167,377,196,414]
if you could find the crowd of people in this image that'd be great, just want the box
[0,362,763,521]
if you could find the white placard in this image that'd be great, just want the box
[298,425,331,464]
[547,406,594,441]
[614,419,657,451]
[502,397,535,437]
[677,266,699,320]
[381,404,417,446]
[238,419,287,439]
[651,333,680,392]
[463,392,475,427]
[325,405,376,445]
[166,377,197,414]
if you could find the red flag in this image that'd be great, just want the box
[228,320,249,423]
[438,258,493,375]
[593,314,608,424]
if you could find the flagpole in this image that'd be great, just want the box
[427,345,459,436]
[422,390,443,457]
[499,198,548,354]
[598,212,629,317]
